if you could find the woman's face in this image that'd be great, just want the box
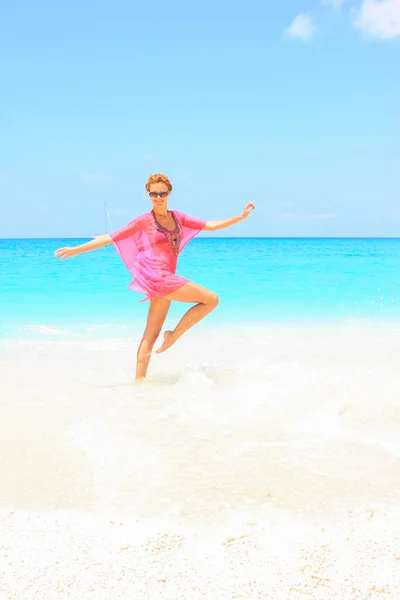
[148,182,170,211]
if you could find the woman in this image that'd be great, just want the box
[55,173,255,380]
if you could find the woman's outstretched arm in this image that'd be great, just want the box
[54,234,113,260]
[203,202,255,232]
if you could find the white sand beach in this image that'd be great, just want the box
[1,323,400,598]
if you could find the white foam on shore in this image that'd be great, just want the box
[1,322,400,597]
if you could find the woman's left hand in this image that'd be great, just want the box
[241,202,256,219]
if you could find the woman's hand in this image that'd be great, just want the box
[54,247,78,260]
[241,202,255,219]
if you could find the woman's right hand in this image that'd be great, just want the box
[54,247,78,260]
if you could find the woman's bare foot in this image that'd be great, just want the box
[156,330,177,353]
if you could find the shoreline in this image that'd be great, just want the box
[1,316,400,343]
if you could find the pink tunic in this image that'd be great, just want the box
[109,209,206,302]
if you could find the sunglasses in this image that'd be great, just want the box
[149,191,169,198]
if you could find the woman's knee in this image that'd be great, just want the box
[206,291,219,309]
[142,330,160,345]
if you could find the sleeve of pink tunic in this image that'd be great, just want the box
[109,214,146,273]
[174,210,207,252]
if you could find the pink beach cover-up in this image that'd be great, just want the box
[110,210,206,302]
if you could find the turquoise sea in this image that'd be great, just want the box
[1,237,399,339]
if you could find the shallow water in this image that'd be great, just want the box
[2,323,400,535]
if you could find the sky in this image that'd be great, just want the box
[0,0,399,238]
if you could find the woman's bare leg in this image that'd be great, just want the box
[135,297,171,380]
[156,282,218,354]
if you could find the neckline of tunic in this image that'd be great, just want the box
[151,210,179,233]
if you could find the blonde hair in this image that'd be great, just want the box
[145,173,173,193]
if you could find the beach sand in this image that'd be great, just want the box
[1,322,400,598]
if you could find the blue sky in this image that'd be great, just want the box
[0,0,399,238]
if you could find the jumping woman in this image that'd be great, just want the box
[55,174,255,380]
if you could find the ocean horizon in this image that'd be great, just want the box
[3,235,400,239]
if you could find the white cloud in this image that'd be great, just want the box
[354,0,400,38]
[285,14,318,41]
[277,212,337,220]
[276,212,302,220]
[81,173,110,183]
